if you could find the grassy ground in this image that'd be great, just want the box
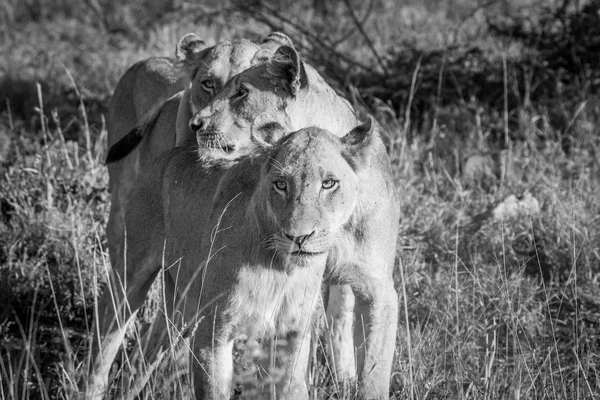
[1,0,599,399]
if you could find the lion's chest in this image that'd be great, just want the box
[226,263,325,340]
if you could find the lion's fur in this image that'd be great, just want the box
[90,122,386,399]
[107,57,183,149]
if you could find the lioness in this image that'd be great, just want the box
[187,45,400,396]
[88,118,395,399]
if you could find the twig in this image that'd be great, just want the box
[403,56,422,140]
[239,3,376,74]
[6,98,13,131]
[63,65,93,165]
[398,256,415,400]
[453,0,502,43]
[340,0,388,76]
[331,0,375,47]
[35,82,52,167]
[51,110,74,170]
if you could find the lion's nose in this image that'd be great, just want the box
[284,231,315,246]
[189,114,210,134]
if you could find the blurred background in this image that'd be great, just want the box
[2,0,600,146]
[1,0,599,399]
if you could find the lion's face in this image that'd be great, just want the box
[189,45,308,158]
[177,33,295,147]
[178,38,261,114]
[189,64,286,155]
[256,121,378,260]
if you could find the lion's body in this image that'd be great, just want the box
[99,43,399,398]
[91,122,390,399]
[107,57,183,149]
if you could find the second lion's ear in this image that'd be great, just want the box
[176,33,207,63]
[266,45,308,96]
[341,116,381,170]
[252,32,295,66]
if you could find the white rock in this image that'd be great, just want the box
[492,193,540,221]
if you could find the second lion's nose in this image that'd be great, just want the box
[189,115,210,134]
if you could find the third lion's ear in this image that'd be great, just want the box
[260,32,294,51]
[341,116,380,169]
[266,45,308,96]
[252,32,295,66]
[176,33,207,63]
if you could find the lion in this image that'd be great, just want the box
[104,43,399,396]
[187,44,399,396]
[87,117,397,399]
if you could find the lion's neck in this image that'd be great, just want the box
[288,68,358,137]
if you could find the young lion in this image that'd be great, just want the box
[88,118,391,399]
[187,45,400,397]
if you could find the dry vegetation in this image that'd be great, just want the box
[0,0,599,398]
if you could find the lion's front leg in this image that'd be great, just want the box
[325,283,357,382]
[191,321,235,399]
[353,280,398,399]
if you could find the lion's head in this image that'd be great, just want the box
[188,44,357,159]
[176,32,294,115]
[250,117,378,264]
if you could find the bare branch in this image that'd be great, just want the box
[340,0,389,77]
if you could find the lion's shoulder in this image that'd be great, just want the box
[133,57,181,85]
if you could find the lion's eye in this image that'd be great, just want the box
[201,80,214,90]
[273,180,287,191]
[322,179,338,190]
[233,85,249,100]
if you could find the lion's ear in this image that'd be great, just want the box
[251,113,292,150]
[252,32,295,66]
[251,49,273,66]
[261,32,294,51]
[341,116,380,169]
[176,33,207,62]
[266,45,308,96]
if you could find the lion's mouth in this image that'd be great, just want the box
[197,131,235,153]
[289,250,325,257]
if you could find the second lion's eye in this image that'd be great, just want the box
[233,85,249,100]
[273,180,287,191]
[322,179,338,190]
[201,80,214,90]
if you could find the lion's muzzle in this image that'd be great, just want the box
[189,114,210,134]
[269,230,330,258]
